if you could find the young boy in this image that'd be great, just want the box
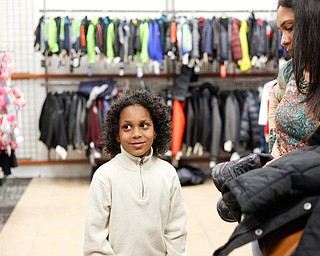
[84,90,187,256]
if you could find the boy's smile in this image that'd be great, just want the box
[118,104,156,157]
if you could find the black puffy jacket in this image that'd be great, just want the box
[214,145,320,256]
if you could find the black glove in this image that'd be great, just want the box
[216,197,238,223]
[222,191,242,222]
[212,153,273,192]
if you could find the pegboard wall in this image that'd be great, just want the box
[0,0,48,161]
[1,0,279,162]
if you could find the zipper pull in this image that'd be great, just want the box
[139,157,144,166]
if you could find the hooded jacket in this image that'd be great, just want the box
[214,145,320,256]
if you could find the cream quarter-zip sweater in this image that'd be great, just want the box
[84,147,187,256]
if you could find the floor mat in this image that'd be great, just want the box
[0,178,31,232]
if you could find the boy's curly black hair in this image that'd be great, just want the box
[102,89,172,158]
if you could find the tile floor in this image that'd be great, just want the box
[0,177,252,256]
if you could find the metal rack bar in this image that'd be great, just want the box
[39,9,276,13]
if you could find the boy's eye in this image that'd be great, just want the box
[122,124,131,130]
[140,123,150,129]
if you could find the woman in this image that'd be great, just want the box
[269,0,320,158]
[213,0,320,255]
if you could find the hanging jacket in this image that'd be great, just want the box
[203,19,213,60]
[223,92,240,153]
[138,20,150,65]
[219,17,229,63]
[64,17,71,54]
[158,16,167,55]
[34,16,44,51]
[181,19,192,57]
[172,100,186,157]
[68,93,78,146]
[106,20,115,60]
[87,16,98,64]
[78,79,115,100]
[246,13,255,57]
[191,18,200,60]
[214,145,320,256]
[0,150,17,176]
[134,19,142,55]
[103,17,111,56]
[184,96,194,155]
[239,20,252,71]
[118,20,130,63]
[74,95,87,149]
[39,93,68,151]
[86,100,102,148]
[79,16,89,54]
[128,19,137,60]
[58,16,65,54]
[200,87,212,151]
[210,94,222,164]
[71,19,81,53]
[95,17,106,54]
[113,19,121,60]
[230,18,242,62]
[239,91,261,151]
[48,17,59,54]
[227,18,233,62]
[212,17,220,61]
[268,20,278,60]
[191,92,201,150]
[168,19,178,60]
[148,20,164,63]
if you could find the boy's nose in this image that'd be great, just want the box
[132,128,142,138]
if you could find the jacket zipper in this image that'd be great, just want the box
[139,157,145,198]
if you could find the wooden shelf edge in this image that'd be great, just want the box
[17,160,90,165]
[11,72,276,80]
[11,73,176,80]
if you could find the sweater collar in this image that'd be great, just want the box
[117,145,154,170]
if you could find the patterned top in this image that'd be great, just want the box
[272,59,319,156]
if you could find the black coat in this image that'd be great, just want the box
[214,145,320,256]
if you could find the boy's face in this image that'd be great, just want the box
[118,104,156,157]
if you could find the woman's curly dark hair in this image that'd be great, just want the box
[102,90,172,158]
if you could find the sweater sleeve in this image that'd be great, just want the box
[164,174,187,256]
[83,176,115,256]
[268,60,291,127]
[268,62,288,155]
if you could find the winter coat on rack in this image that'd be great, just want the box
[71,93,87,149]
[85,99,106,149]
[219,17,230,63]
[223,92,241,153]
[39,92,88,156]
[184,95,194,156]
[0,150,17,176]
[39,92,68,151]
[239,90,261,152]
[230,18,242,62]
[213,145,320,256]
[210,94,222,164]
[199,87,211,151]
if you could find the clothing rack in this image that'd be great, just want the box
[36,3,277,168]
[39,9,276,13]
